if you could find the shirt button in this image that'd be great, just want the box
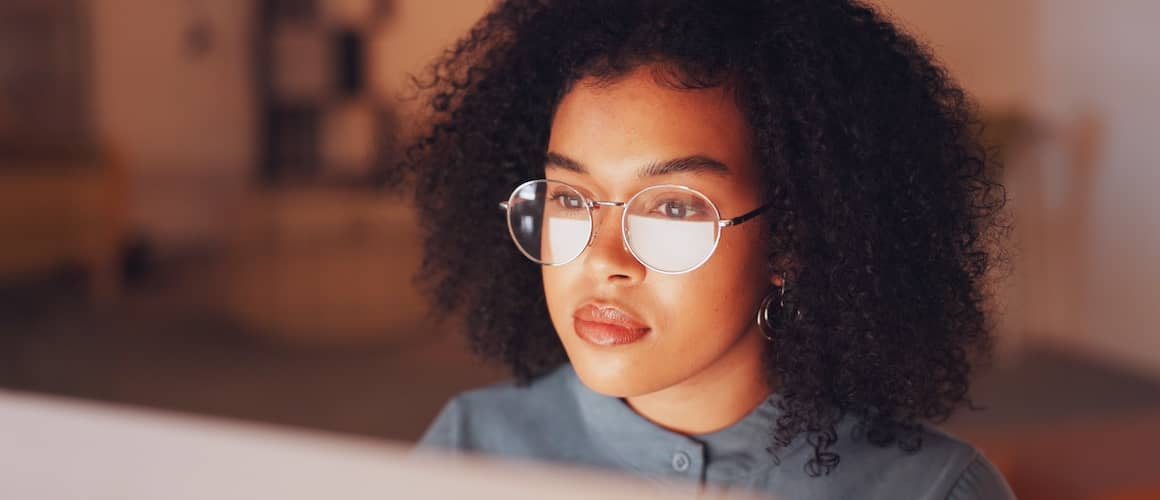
[671,451,691,472]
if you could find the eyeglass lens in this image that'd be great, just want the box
[505,180,722,273]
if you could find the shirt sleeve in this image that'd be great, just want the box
[945,454,1016,500]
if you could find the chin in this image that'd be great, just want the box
[549,306,684,398]
[565,346,673,398]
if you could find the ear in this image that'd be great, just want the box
[768,254,798,288]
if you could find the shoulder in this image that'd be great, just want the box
[919,427,1013,499]
[415,364,582,457]
[943,452,1015,500]
[917,427,1014,500]
[826,423,1014,500]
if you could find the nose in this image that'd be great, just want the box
[584,206,646,284]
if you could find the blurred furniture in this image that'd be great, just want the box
[0,0,91,155]
[0,152,128,303]
[258,0,398,185]
[0,1,122,303]
[220,187,425,344]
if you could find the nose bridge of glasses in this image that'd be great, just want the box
[590,200,624,208]
[586,199,630,250]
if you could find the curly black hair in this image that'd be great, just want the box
[391,0,1011,477]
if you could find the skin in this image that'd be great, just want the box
[542,65,784,435]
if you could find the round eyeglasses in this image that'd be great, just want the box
[498,179,772,274]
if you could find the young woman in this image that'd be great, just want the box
[397,1,1014,498]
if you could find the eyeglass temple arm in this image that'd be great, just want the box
[719,202,774,228]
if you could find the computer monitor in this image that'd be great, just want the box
[0,389,762,499]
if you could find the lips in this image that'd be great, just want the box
[572,302,650,346]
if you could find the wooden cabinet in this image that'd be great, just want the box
[0,154,127,303]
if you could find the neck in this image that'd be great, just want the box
[623,326,773,435]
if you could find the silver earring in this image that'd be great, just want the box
[756,285,785,341]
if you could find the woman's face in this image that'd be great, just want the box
[542,66,775,398]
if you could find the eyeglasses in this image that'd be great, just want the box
[498,179,772,274]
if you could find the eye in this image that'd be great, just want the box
[653,199,701,219]
[549,191,586,210]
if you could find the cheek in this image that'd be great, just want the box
[652,233,768,335]
[662,255,763,327]
[541,267,575,328]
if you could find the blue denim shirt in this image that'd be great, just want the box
[417,363,1014,499]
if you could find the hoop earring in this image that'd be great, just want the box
[756,285,785,341]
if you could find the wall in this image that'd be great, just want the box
[879,0,1160,378]
[1031,1,1160,377]
[370,0,494,128]
[875,0,1039,111]
[90,0,257,254]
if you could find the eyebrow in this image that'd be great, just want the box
[545,151,731,179]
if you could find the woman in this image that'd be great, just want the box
[396,1,1014,498]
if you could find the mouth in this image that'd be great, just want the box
[571,302,651,347]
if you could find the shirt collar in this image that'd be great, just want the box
[562,363,785,478]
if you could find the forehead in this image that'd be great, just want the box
[547,66,757,190]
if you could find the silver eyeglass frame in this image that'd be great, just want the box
[497,179,773,275]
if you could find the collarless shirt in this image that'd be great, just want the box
[416,363,1014,499]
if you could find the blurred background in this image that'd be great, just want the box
[0,1,1157,498]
